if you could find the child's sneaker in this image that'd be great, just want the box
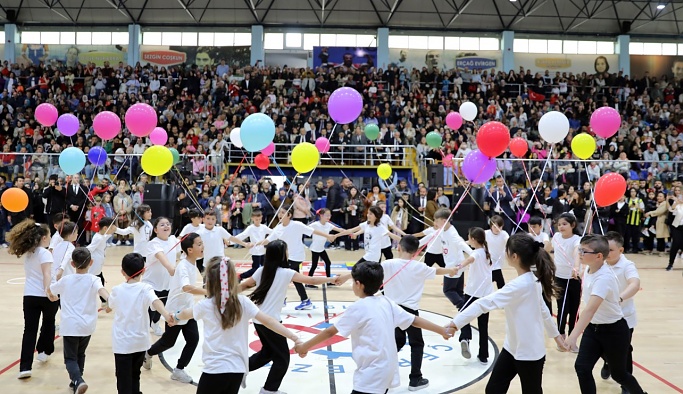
[294,299,312,310]
[17,370,31,379]
[408,378,429,391]
[36,352,49,362]
[460,340,471,359]
[304,284,318,289]
[151,321,163,336]
[142,352,152,370]
[75,379,88,394]
[477,355,488,365]
[171,368,193,383]
[259,388,288,394]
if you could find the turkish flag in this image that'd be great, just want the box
[529,90,546,102]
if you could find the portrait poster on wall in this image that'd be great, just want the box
[140,46,251,69]
[387,49,500,71]
[514,53,617,75]
[630,55,683,80]
[312,46,377,69]
[14,44,128,68]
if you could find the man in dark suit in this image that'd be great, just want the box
[484,175,515,234]
[410,186,429,233]
[326,178,344,247]
[42,174,67,232]
[66,174,88,244]
[240,73,257,99]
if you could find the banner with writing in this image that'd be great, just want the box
[14,44,128,68]
[388,49,500,71]
[140,45,251,68]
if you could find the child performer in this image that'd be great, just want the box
[48,213,70,252]
[198,210,250,274]
[144,217,180,336]
[528,216,550,248]
[306,208,347,287]
[53,222,77,281]
[377,200,408,261]
[114,204,154,256]
[179,209,204,237]
[486,215,510,289]
[87,217,118,308]
[339,206,402,265]
[236,209,272,281]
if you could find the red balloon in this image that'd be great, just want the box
[254,154,270,170]
[509,137,528,157]
[594,173,627,207]
[476,121,510,158]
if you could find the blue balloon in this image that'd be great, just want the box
[88,146,108,166]
[59,147,86,175]
[240,113,275,152]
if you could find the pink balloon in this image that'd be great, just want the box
[446,112,463,130]
[315,137,331,153]
[93,111,122,140]
[261,142,275,156]
[35,103,58,127]
[149,127,168,145]
[590,107,621,139]
[125,103,157,137]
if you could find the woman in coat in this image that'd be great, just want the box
[424,189,439,228]
[645,191,670,256]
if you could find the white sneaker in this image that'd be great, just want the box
[171,368,193,383]
[36,352,49,362]
[259,388,288,394]
[460,340,471,359]
[115,241,122,246]
[125,241,132,246]
[1,243,8,248]
[151,321,163,336]
[142,352,152,370]
[17,370,31,379]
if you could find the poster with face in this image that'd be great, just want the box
[514,53,617,75]
[312,47,377,69]
[13,44,128,68]
[387,49,500,71]
[139,45,251,68]
[630,55,683,80]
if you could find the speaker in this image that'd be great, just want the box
[621,21,632,34]
[6,10,17,23]
[450,186,487,224]
[144,184,178,219]
[427,164,444,188]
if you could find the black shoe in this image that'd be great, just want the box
[304,284,318,289]
[666,265,673,271]
[477,355,488,365]
[600,363,610,380]
[621,388,629,394]
[408,378,429,391]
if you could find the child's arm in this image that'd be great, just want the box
[55,267,64,281]
[296,325,339,357]
[386,221,407,236]
[457,255,475,269]
[412,316,455,340]
[311,229,336,243]
[115,227,133,236]
[154,299,176,323]
[435,267,460,277]
[41,263,53,298]
[387,231,402,242]
[335,225,361,237]
[228,236,251,248]
[239,277,257,292]
[292,272,335,285]
[182,284,207,296]
[413,231,426,238]
[333,273,353,285]
[255,311,301,343]
[154,251,176,276]
[564,295,603,350]
[98,288,110,302]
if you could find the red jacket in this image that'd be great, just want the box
[90,206,106,232]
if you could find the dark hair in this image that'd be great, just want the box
[469,227,491,264]
[351,261,384,295]
[59,221,77,238]
[489,215,504,229]
[580,234,609,257]
[594,55,610,73]
[52,212,69,227]
[279,205,293,218]
[188,209,203,219]
[604,231,624,247]
[132,204,151,230]
[7,220,50,257]
[426,189,437,201]
[98,217,114,230]
[204,256,241,329]
[249,240,289,306]
[399,235,419,254]
[251,209,263,217]
[149,216,171,241]
[181,232,201,253]
[506,233,557,299]
[367,206,383,226]
[122,252,145,278]
[203,210,217,217]
[558,213,580,235]
[71,247,92,270]
[528,216,543,226]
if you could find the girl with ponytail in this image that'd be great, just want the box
[446,232,565,394]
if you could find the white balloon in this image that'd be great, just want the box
[538,111,570,144]
[459,102,478,122]
[230,128,243,148]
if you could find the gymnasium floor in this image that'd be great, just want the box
[0,246,681,393]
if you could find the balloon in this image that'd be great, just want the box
[459,102,478,121]
[261,142,275,157]
[315,137,331,153]
[426,132,442,148]
[230,128,243,149]
[365,124,380,141]
[590,107,621,139]
[141,146,173,176]
[169,147,180,165]
[87,146,108,166]
[59,147,86,175]
[1,188,29,212]
[328,87,363,124]
[594,173,627,207]
[254,154,270,170]
[462,150,497,184]
[446,112,463,130]
[291,142,320,173]
[476,121,510,158]
[377,163,392,180]
[509,137,528,157]
[571,133,597,160]
[241,113,275,152]
[93,111,121,140]
[35,103,58,127]
[538,111,569,144]
[57,114,79,137]
[125,103,157,137]
[149,127,168,146]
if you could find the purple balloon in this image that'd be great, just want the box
[328,87,363,124]
[57,113,79,137]
[88,146,108,166]
[462,150,497,184]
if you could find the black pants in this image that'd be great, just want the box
[425,252,445,268]
[395,305,424,383]
[240,254,264,280]
[380,246,393,262]
[147,319,199,370]
[249,323,289,391]
[114,351,145,394]
[20,296,59,371]
[197,372,244,394]
[443,276,465,310]
[97,273,106,303]
[669,225,683,267]
[459,294,489,360]
[624,224,641,252]
[332,211,345,246]
[345,216,360,250]
[289,260,308,301]
[555,277,581,335]
[492,269,506,289]
[309,251,332,277]
[148,289,168,325]
[63,336,91,384]
[485,348,545,394]
[575,319,644,394]
[656,237,666,252]
[642,234,654,252]
[601,328,635,386]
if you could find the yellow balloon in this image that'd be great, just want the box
[291,142,320,173]
[141,145,174,176]
[571,133,596,160]
[377,163,392,180]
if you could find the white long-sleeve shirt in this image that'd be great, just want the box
[115,221,153,255]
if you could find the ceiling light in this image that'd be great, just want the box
[657,4,666,10]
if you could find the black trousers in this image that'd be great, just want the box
[147,319,199,370]
[425,252,445,268]
[443,276,465,310]
[289,260,308,301]
[97,272,106,303]
[148,289,168,325]
[485,349,545,394]
[624,224,641,252]
[196,372,244,394]
[249,323,289,391]
[575,319,644,394]
[63,335,91,384]
[20,296,59,372]
[380,246,393,262]
[555,277,581,335]
[345,216,360,250]
[492,269,506,289]
[669,225,683,267]
[395,305,424,382]
[309,251,332,277]
[459,294,489,360]
[602,328,635,385]
[240,254,264,280]
[114,351,145,394]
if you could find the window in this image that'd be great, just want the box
[459,37,479,50]
[513,38,529,52]
[563,40,578,54]
[60,32,76,45]
[198,32,214,46]
[142,32,161,45]
[321,34,337,46]
[480,37,499,51]
[234,33,251,46]
[76,32,92,45]
[285,33,302,48]
[264,33,283,49]
[303,33,320,50]
[0,32,4,44]
[356,34,375,47]
[444,36,459,50]
[663,43,677,56]
[643,42,662,55]
[596,41,614,54]
[112,32,129,45]
[408,35,429,49]
[577,40,597,54]
[629,42,644,55]
[336,34,357,46]
[388,35,408,48]
[214,33,234,46]
[528,39,547,54]
[91,32,112,45]
[161,32,181,46]
[181,32,197,46]
[428,36,443,50]
[547,39,563,54]
[20,31,41,44]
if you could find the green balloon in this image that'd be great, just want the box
[365,124,380,141]
[426,131,443,148]
[169,147,180,165]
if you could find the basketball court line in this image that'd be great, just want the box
[321,284,337,394]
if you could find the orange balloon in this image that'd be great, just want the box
[1,188,29,212]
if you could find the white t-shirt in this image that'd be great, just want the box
[610,255,639,328]
[583,263,624,325]
[552,234,580,279]
[180,223,205,237]
[485,229,509,270]
[360,222,389,262]
[465,248,494,298]
[115,221,153,255]
[334,296,415,393]
[166,259,199,325]
[419,227,444,254]
[267,221,314,262]
[24,247,53,297]
[236,224,272,256]
[87,233,112,276]
[52,240,75,280]
[309,221,334,253]
[441,226,473,278]
[143,236,180,291]
[193,296,260,374]
[50,274,103,336]
[382,258,436,310]
[379,215,393,249]
[49,232,64,250]
[109,281,159,354]
[198,226,230,260]
[530,231,550,244]
[251,267,296,324]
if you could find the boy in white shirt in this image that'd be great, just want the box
[47,248,110,394]
[197,210,249,273]
[48,212,70,252]
[87,217,118,308]
[179,209,204,237]
[53,222,77,281]
[528,216,550,247]
[236,209,272,280]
